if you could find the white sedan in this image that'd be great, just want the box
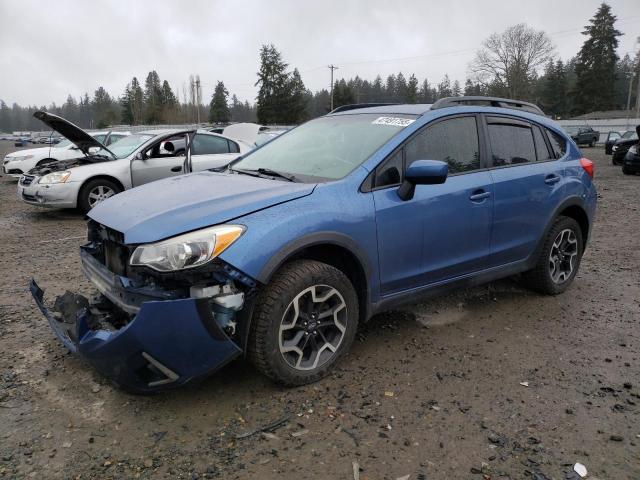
[17,112,253,213]
[2,131,129,178]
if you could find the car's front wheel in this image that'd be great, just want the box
[78,178,122,213]
[523,216,584,295]
[248,260,358,386]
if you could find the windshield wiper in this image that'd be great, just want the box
[231,167,296,182]
[256,168,296,182]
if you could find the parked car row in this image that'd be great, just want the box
[7,112,255,212]
[26,96,599,393]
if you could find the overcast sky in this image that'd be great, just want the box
[1,0,639,107]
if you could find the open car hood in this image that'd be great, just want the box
[33,111,115,158]
[88,171,316,244]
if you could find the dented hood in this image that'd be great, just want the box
[33,111,115,158]
[88,171,316,244]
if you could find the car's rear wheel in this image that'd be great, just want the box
[78,178,122,213]
[523,216,584,295]
[622,166,633,175]
[248,259,358,386]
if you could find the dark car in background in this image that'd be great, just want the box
[605,131,623,154]
[564,126,599,147]
[622,126,640,175]
[612,129,639,165]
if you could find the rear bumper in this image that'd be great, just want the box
[30,251,243,393]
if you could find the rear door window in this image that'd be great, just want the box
[192,134,230,155]
[405,116,480,174]
[533,126,553,161]
[487,118,536,166]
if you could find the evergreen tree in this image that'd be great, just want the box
[285,69,308,123]
[385,74,397,102]
[121,83,134,125]
[332,79,356,108]
[419,79,434,103]
[371,76,385,103]
[406,75,419,103]
[572,3,622,114]
[395,73,408,102]
[209,81,231,123]
[437,75,453,99]
[144,70,163,124]
[129,77,144,125]
[255,44,290,124]
[160,80,178,122]
[92,86,117,128]
[452,80,462,97]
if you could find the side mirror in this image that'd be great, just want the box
[88,146,100,155]
[398,160,448,201]
[134,152,144,161]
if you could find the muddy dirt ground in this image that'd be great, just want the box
[0,141,638,479]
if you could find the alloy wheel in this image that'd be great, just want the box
[88,185,115,208]
[278,284,347,371]
[548,228,578,284]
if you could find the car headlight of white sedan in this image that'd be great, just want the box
[38,171,71,184]
[130,225,245,272]
[6,155,33,163]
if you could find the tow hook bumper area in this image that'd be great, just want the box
[29,279,243,394]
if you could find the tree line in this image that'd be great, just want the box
[0,2,637,133]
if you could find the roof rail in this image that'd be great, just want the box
[329,103,399,114]
[431,96,545,116]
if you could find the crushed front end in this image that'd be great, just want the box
[30,220,257,393]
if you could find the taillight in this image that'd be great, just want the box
[580,158,594,179]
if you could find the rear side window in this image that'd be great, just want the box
[547,130,567,158]
[192,134,230,155]
[488,122,536,166]
[405,116,480,174]
[374,149,403,188]
[533,126,553,161]
[228,140,240,153]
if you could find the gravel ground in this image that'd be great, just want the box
[0,141,638,480]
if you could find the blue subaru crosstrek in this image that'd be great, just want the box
[31,97,597,393]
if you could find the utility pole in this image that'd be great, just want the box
[195,75,202,124]
[328,64,338,111]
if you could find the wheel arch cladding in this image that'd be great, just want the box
[558,204,589,246]
[257,234,372,324]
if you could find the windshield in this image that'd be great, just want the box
[103,133,154,159]
[622,131,638,140]
[55,138,72,148]
[233,114,416,181]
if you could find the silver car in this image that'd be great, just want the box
[17,112,253,213]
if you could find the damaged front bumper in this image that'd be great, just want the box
[30,247,245,393]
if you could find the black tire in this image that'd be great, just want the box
[78,178,122,213]
[523,216,584,295]
[248,259,359,386]
[622,166,633,175]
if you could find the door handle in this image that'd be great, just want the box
[469,190,491,202]
[171,166,182,172]
[544,174,560,185]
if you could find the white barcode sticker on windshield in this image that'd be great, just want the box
[372,117,415,127]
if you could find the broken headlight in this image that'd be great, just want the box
[129,225,245,272]
[38,171,71,184]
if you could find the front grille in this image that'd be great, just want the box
[89,222,131,277]
[22,193,37,202]
[20,175,35,186]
